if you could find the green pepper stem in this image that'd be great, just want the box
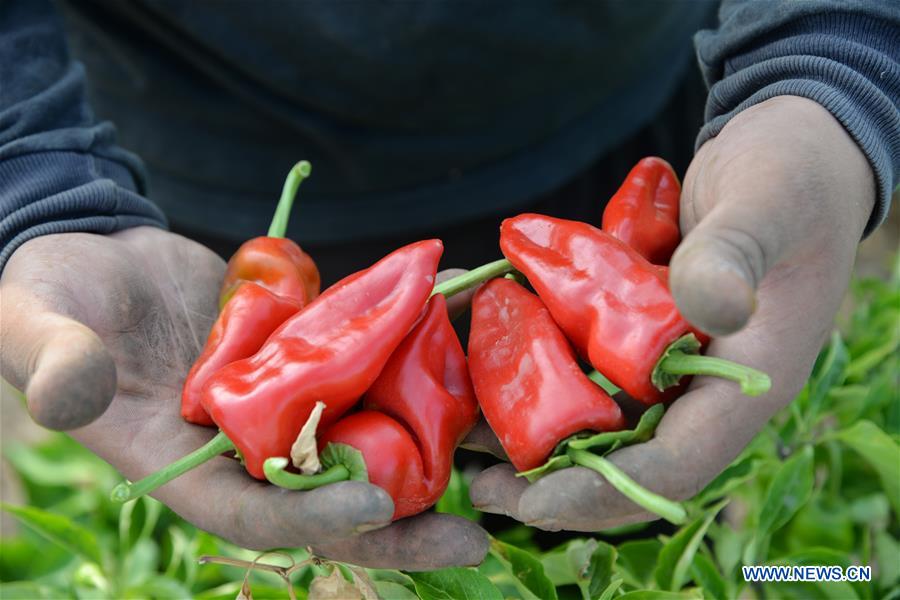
[659,351,771,396]
[110,432,235,503]
[267,161,312,238]
[430,258,515,299]
[263,457,351,490]
[568,448,686,525]
[587,370,620,395]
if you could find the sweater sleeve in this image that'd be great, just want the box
[0,0,166,272]
[694,0,899,235]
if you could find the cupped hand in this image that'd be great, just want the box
[0,227,486,568]
[470,96,876,530]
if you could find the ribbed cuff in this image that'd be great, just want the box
[0,151,167,271]
[696,12,899,236]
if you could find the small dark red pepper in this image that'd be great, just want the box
[201,239,443,479]
[602,157,681,265]
[500,214,770,405]
[467,278,625,472]
[181,283,302,426]
[318,294,479,519]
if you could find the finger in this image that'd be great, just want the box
[459,418,507,459]
[436,268,475,318]
[469,463,529,519]
[313,512,490,570]
[0,286,116,430]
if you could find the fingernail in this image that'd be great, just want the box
[525,519,562,532]
[471,503,506,516]
[352,521,388,534]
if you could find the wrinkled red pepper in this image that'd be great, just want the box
[602,157,681,265]
[181,283,302,426]
[467,278,625,471]
[201,239,443,479]
[500,214,769,404]
[319,295,479,519]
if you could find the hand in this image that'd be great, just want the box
[0,227,486,568]
[470,96,876,530]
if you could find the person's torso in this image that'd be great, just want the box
[60,1,714,242]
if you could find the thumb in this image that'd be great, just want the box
[669,98,874,336]
[1,289,116,430]
[667,199,773,336]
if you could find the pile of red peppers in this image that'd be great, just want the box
[112,157,770,527]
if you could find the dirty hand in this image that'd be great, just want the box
[0,227,486,568]
[470,96,876,530]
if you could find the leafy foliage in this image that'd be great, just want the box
[1,259,898,598]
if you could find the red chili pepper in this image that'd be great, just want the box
[181,283,302,426]
[467,278,625,471]
[219,161,320,308]
[201,239,443,479]
[602,157,681,265]
[500,214,770,404]
[319,295,479,519]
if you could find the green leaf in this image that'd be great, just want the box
[597,578,624,600]
[0,582,69,599]
[586,542,617,600]
[408,568,504,600]
[435,468,480,522]
[0,503,102,565]
[119,496,162,554]
[806,331,848,421]
[654,500,727,591]
[875,531,900,588]
[3,442,112,488]
[848,494,890,527]
[690,553,727,600]
[320,443,368,481]
[568,405,665,453]
[517,455,572,483]
[540,539,595,587]
[833,421,900,516]
[617,540,663,588]
[692,453,762,505]
[375,581,420,599]
[489,538,558,600]
[756,445,815,538]
[846,335,899,381]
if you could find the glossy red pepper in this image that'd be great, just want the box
[319,295,479,519]
[181,283,302,426]
[219,161,320,308]
[602,157,681,265]
[467,278,625,471]
[201,239,443,479]
[500,214,770,404]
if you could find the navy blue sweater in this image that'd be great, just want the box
[1,1,897,270]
